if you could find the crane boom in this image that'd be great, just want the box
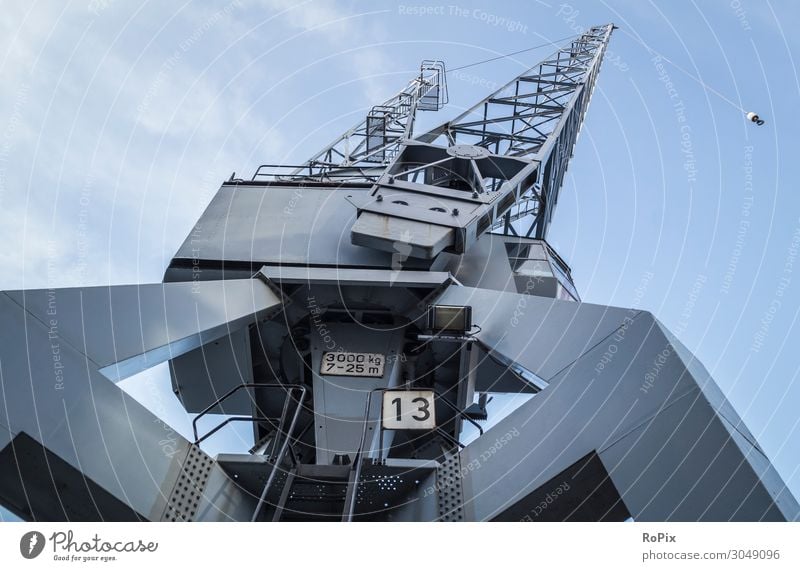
[252,60,448,183]
[350,24,615,258]
[420,24,613,238]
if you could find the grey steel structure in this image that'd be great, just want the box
[1,24,797,522]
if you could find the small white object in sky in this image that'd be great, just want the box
[746,111,765,126]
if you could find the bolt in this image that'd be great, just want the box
[376,194,383,202]
[452,208,459,216]
[472,191,479,198]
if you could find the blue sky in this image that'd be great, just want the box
[1,0,799,520]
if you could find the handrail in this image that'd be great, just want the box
[251,163,380,181]
[436,394,484,437]
[191,383,304,444]
[250,385,306,521]
[343,389,383,522]
[194,416,278,446]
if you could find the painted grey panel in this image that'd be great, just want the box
[0,424,13,457]
[261,266,453,289]
[447,233,517,293]
[42,380,192,520]
[351,212,454,259]
[0,281,285,520]
[0,293,101,442]
[434,285,637,381]
[163,267,255,283]
[659,320,761,451]
[456,310,798,521]
[174,185,430,269]
[194,464,257,522]
[309,324,405,464]
[714,414,800,520]
[4,279,280,381]
[0,292,193,518]
[170,327,254,414]
[599,393,790,521]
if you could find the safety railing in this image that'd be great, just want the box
[250,163,380,182]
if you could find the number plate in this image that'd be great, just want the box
[382,390,436,430]
[320,352,385,378]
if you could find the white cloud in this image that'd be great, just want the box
[0,1,407,291]
[256,0,399,107]
[0,3,291,289]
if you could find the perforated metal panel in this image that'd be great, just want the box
[356,473,406,511]
[437,453,464,521]
[162,446,213,522]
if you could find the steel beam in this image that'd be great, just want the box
[0,279,281,521]
[445,291,799,521]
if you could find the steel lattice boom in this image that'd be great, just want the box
[346,25,614,259]
[418,24,613,239]
[252,60,448,183]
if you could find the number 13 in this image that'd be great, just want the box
[391,396,431,422]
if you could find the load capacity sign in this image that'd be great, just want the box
[320,352,385,378]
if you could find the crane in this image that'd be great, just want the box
[0,23,795,523]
